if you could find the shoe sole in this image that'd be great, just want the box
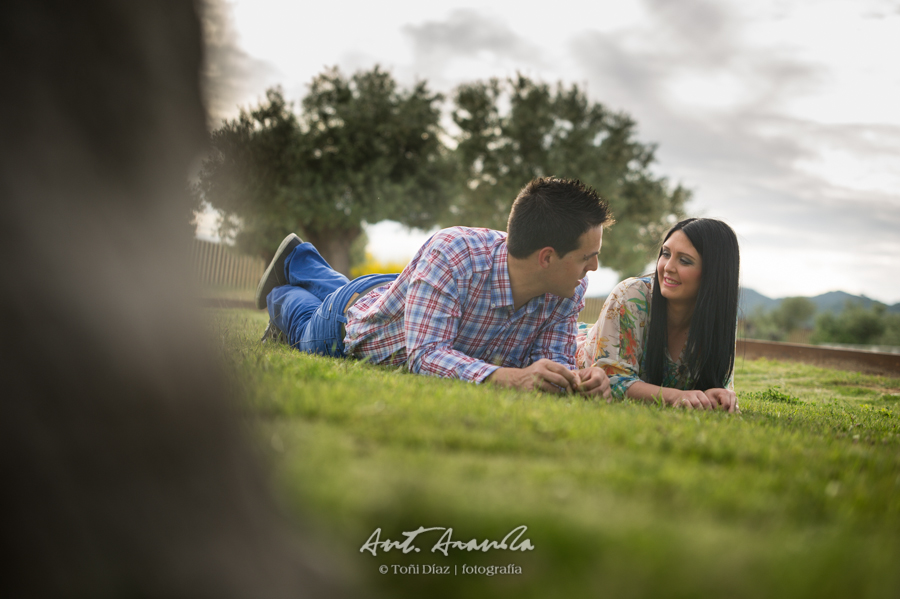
[255,233,302,309]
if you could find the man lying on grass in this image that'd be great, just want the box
[256,177,613,397]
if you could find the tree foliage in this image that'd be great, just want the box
[743,297,817,341]
[448,75,688,276]
[745,298,900,347]
[195,69,689,277]
[194,67,450,274]
[195,89,298,261]
[810,301,900,346]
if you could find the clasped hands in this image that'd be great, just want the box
[487,359,611,399]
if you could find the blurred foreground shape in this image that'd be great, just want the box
[0,1,344,597]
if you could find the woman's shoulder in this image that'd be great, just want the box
[597,276,653,323]
[608,276,653,300]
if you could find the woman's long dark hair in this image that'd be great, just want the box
[644,218,740,390]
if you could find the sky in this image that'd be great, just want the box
[197,0,900,303]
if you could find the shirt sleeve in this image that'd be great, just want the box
[403,248,499,384]
[574,322,591,369]
[583,280,649,399]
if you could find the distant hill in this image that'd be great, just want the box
[809,291,893,313]
[739,288,780,316]
[740,288,900,316]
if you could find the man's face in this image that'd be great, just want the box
[546,226,603,298]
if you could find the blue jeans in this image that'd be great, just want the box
[266,242,398,356]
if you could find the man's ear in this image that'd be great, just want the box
[537,246,555,269]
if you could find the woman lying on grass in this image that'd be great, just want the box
[576,218,740,411]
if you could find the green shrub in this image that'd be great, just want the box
[810,301,899,346]
[741,386,801,404]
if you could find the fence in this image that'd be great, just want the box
[191,238,264,290]
[579,297,606,323]
[737,339,900,376]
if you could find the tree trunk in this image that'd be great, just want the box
[305,226,361,277]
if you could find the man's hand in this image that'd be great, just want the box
[704,388,739,413]
[486,359,579,393]
[573,366,611,399]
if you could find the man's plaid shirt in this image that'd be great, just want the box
[343,227,587,383]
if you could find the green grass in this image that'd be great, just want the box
[214,309,900,599]
[200,284,255,301]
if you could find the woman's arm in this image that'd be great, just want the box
[583,278,652,399]
[625,381,714,409]
[625,382,738,412]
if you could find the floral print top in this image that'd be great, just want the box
[575,277,733,399]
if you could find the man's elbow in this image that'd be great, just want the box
[406,347,451,379]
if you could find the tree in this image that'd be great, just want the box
[810,301,893,346]
[772,297,816,333]
[197,70,687,277]
[195,88,301,262]
[194,67,452,274]
[448,75,688,276]
[743,297,816,341]
[298,67,452,273]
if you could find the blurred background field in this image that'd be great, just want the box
[213,308,900,599]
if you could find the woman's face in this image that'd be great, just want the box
[657,230,703,304]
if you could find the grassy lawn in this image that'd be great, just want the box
[214,309,900,599]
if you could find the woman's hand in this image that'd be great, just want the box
[625,382,737,412]
[668,388,739,412]
[626,382,712,409]
[667,389,716,410]
[704,388,740,413]
[573,366,612,399]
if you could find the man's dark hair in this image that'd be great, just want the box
[506,177,613,259]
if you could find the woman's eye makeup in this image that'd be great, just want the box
[660,248,695,265]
